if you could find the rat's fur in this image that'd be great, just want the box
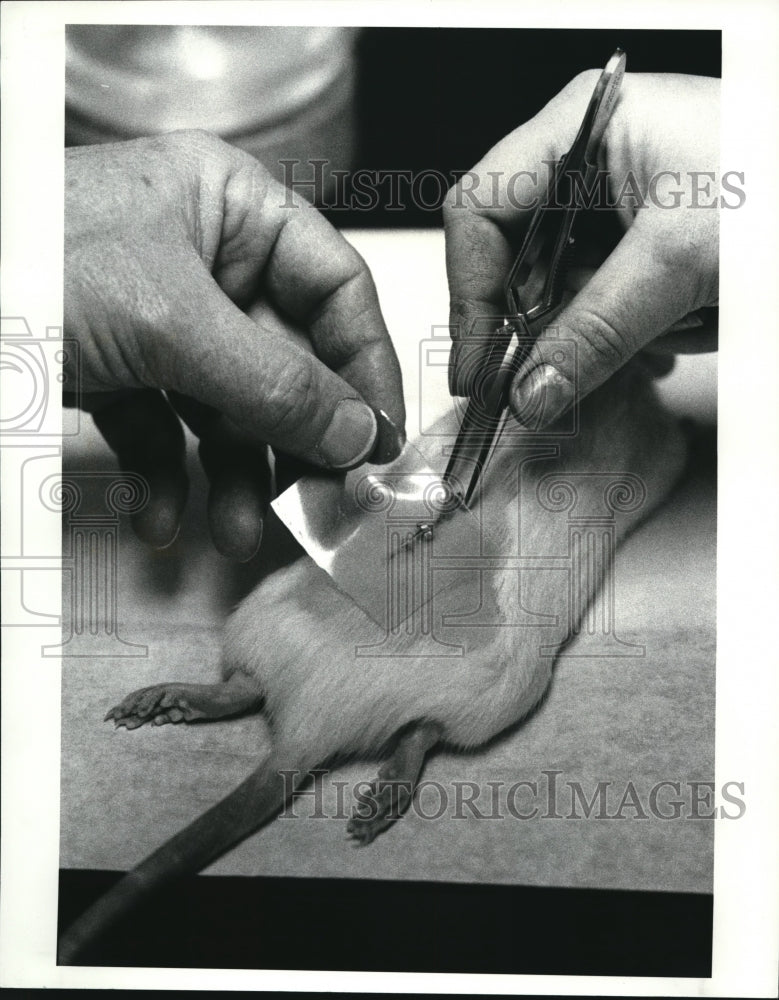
[227,364,685,763]
[59,364,687,963]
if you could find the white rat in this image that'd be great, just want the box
[58,361,687,963]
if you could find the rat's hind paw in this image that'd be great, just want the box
[347,777,415,846]
[105,674,263,729]
[346,719,442,846]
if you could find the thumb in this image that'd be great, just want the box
[148,260,378,470]
[508,215,714,429]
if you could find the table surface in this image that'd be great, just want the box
[60,229,716,894]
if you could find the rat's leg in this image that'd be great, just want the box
[347,720,442,845]
[105,670,262,729]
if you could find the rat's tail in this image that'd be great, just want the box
[58,750,307,965]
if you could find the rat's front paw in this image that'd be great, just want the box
[105,683,214,729]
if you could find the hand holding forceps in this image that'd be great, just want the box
[441,49,627,512]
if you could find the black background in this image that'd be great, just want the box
[60,870,713,975]
[324,27,721,227]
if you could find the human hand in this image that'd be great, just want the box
[444,72,720,428]
[65,130,405,559]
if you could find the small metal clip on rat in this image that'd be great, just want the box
[429,47,627,527]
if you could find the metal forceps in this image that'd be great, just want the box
[440,48,627,513]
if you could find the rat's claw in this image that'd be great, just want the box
[103,678,260,731]
[103,684,196,729]
[345,823,365,846]
[345,774,418,845]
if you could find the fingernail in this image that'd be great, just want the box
[511,365,575,431]
[130,471,188,549]
[210,509,263,563]
[369,409,406,465]
[132,507,182,550]
[317,398,378,470]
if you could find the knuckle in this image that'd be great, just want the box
[448,296,470,324]
[669,226,719,307]
[443,179,485,223]
[565,68,602,99]
[642,215,720,310]
[157,129,256,183]
[700,266,719,307]
[335,244,370,290]
[259,353,320,437]
[443,181,463,218]
[221,157,274,233]
[307,254,372,331]
[230,148,274,192]
[161,128,225,157]
[571,307,636,369]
